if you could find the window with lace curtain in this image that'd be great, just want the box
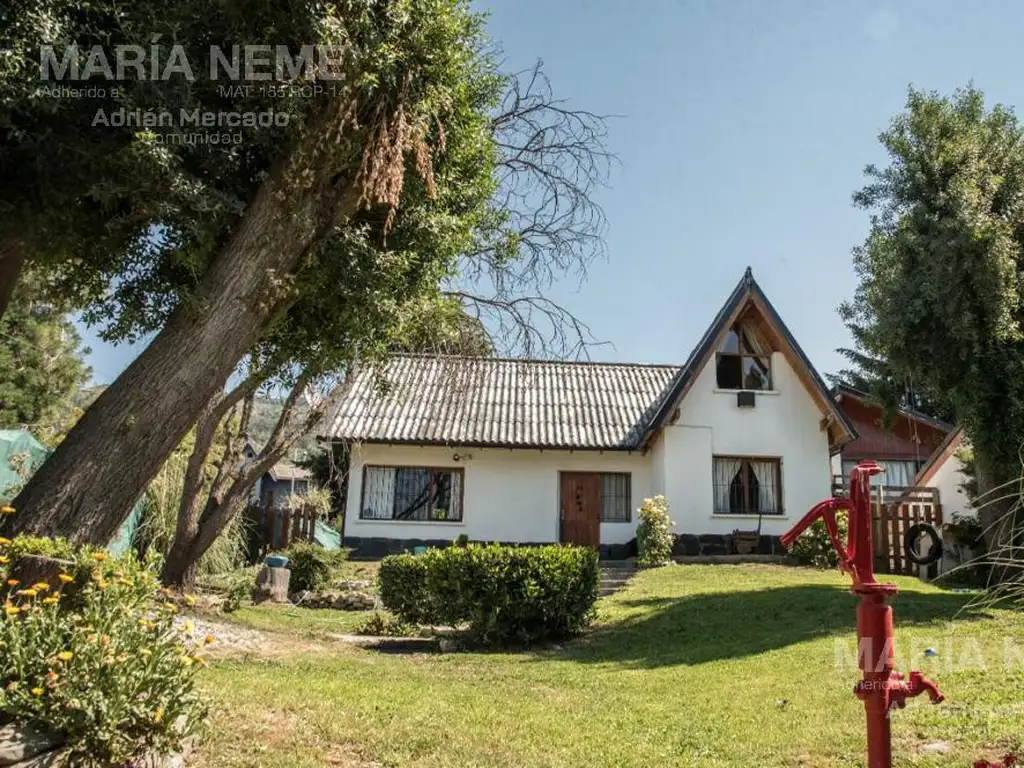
[360,466,464,521]
[712,456,783,515]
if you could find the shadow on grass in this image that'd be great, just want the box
[558,584,990,668]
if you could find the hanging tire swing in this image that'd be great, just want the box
[904,523,943,566]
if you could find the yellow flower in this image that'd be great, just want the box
[192,656,207,668]
[92,552,107,562]
[182,620,194,633]
[204,634,215,645]
[0,556,8,565]
[139,648,152,657]
[183,594,196,607]
[5,579,16,587]
[30,687,43,696]
[15,589,37,598]
[153,705,164,723]
[0,536,10,545]
[178,655,193,666]
[31,582,50,592]
[0,505,15,515]
[96,580,108,591]
[57,651,73,662]
[118,578,133,587]
[3,605,18,616]
[57,574,74,584]
[42,597,58,605]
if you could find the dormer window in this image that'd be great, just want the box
[716,321,772,390]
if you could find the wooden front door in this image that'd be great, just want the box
[560,472,601,548]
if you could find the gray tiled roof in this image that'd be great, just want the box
[327,355,682,450]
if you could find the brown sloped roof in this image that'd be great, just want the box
[326,355,681,450]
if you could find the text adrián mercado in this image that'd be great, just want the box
[91,107,289,129]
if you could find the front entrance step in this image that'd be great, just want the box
[672,554,792,565]
[599,560,637,597]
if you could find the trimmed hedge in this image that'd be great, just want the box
[379,544,599,645]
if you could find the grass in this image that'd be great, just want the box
[221,603,371,637]
[192,564,1024,767]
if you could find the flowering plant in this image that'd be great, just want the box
[0,531,208,765]
[636,496,674,566]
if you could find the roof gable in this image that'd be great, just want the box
[914,427,966,486]
[641,267,857,449]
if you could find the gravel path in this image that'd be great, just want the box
[174,615,265,654]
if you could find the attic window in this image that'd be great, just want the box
[716,321,772,390]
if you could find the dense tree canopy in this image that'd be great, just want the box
[0,274,90,440]
[842,85,1024,551]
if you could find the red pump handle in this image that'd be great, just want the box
[780,498,853,572]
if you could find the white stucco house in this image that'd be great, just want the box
[324,268,858,558]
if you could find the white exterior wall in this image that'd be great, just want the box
[345,444,651,545]
[930,447,974,519]
[344,352,834,544]
[662,351,832,536]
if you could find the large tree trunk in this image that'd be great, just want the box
[2,97,365,545]
[0,237,27,321]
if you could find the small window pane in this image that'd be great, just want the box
[716,354,743,389]
[742,356,771,390]
[718,330,740,354]
[394,468,431,520]
[600,473,631,522]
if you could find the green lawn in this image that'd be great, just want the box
[193,564,1024,767]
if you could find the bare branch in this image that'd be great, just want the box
[454,60,615,358]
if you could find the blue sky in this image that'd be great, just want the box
[76,0,1024,383]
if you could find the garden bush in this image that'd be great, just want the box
[789,510,848,568]
[0,535,207,765]
[636,496,674,565]
[377,553,433,624]
[379,544,599,645]
[281,541,349,593]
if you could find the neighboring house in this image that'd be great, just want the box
[241,441,312,508]
[829,384,952,487]
[325,268,858,558]
[913,427,974,519]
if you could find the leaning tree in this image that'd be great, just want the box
[2,0,498,542]
[842,85,1024,562]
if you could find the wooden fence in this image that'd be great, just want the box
[246,505,318,551]
[831,478,942,577]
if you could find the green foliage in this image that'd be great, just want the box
[222,572,252,614]
[636,496,674,566]
[789,511,849,569]
[354,611,416,637]
[842,85,1024,490]
[135,442,249,577]
[379,544,599,645]
[282,542,349,593]
[454,534,470,548]
[0,276,90,437]
[0,540,206,765]
[377,553,433,625]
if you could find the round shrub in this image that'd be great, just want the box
[282,542,349,593]
[636,496,674,566]
[380,544,599,645]
[789,510,848,568]
[0,536,207,765]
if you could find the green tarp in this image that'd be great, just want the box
[0,429,49,503]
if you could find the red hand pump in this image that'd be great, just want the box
[780,461,943,768]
